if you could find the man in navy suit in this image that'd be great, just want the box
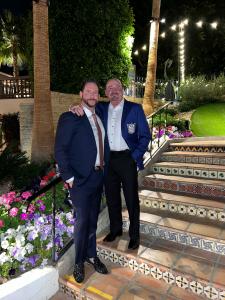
[55,80,109,283]
[71,79,151,250]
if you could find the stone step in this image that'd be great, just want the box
[139,190,225,223]
[161,151,225,166]
[97,232,225,300]
[122,211,225,256]
[142,174,225,200]
[151,162,225,180]
[57,257,205,300]
[169,141,225,153]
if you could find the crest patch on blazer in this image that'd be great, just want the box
[127,123,136,134]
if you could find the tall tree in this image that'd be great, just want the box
[49,0,134,94]
[143,0,161,115]
[0,10,26,77]
[31,0,54,162]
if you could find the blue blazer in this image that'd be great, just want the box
[54,111,110,185]
[96,100,151,170]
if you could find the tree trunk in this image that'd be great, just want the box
[143,0,161,116]
[12,44,19,78]
[31,0,54,162]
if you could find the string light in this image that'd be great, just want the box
[171,24,177,31]
[160,18,166,23]
[134,50,138,55]
[211,21,218,29]
[196,20,203,28]
[142,45,147,50]
[160,32,166,38]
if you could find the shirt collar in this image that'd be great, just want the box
[109,99,124,111]
[83,105,95,117]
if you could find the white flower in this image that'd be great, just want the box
[14,247,26,262]
[1,239,9,249]
[6,228,16,237]
[25,243,34,254]
[40,259,48,268]
[15,233,25,247]
[0,252,11,265]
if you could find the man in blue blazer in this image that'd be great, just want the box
[71,78,151,250]
[55,80,109,283]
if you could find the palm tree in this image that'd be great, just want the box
[0,10,26,78]
[142,0,161,116]
[31,0,54,162]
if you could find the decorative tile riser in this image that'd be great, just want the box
[161,156,225,166]
[122,220,225,256]
[59,282,84,299]
[139,197,225,222]
[151,166,225,180]
[97,246,225,300]
[170,146,225,153]
[142,178,225,200]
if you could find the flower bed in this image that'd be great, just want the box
[0,172,74,281]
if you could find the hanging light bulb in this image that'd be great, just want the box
[196,20,203,28]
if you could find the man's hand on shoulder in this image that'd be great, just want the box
[69,104,84,116]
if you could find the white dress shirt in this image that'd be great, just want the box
[66,106,105,183]
[107,100,129,151]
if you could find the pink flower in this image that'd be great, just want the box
[9,207,19,217]
[40,180,47,187]
[0,219,4,228]
[28,204,36,213]
[21,191,32,200]
[20,213,28,220]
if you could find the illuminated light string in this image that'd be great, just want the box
[133,18,220,82]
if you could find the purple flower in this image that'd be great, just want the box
[20,213,28,221]
[39,204,46,212]
[28,255,40,267]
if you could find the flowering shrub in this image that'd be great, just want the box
[0,171,74,280]
[0,212,74,278]
[152,125,193,140]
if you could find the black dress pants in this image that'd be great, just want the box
[105,150,140,240]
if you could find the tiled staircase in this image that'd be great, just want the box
[53,138,225,300]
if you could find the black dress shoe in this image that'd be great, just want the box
[128,239,140,250]
[86,257,108,274]
[103,230,122,242]
[73,263,85,283]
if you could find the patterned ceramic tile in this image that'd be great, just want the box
[186,169,194,176]
[209,171,218,179]
[218,172,225,180]
[194,169,202,177]
[218,212,225,222]
[197,208,207,218]
[199,157,206,164]
[202,170,209,178]
[175,275,189,289]
[204,286,218,300]
[190,281,204,295]
[179,168,186,176]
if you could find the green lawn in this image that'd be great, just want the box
[190,103,225,136]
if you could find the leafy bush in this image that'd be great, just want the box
[0,148,50,191]
[152,112,186,131]
[1,113,20,151]
[178,75,225,112]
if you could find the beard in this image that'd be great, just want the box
[82,98,97,108]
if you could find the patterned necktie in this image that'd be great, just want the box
[92,113,104,169]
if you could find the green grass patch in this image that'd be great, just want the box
[191,103,225,136]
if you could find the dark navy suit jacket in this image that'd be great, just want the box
[96,100,151,170]
[55,111,110,186]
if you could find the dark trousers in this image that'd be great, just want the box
[70,169,103,264]
[105,150,140,240]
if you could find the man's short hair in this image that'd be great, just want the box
[81,79,99,91]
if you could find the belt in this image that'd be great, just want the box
[110,149,130,155]
[94,166,103,171]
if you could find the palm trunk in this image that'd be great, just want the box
[31,0,54,162]
[12,44,19,78]
[143,0,161,116]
